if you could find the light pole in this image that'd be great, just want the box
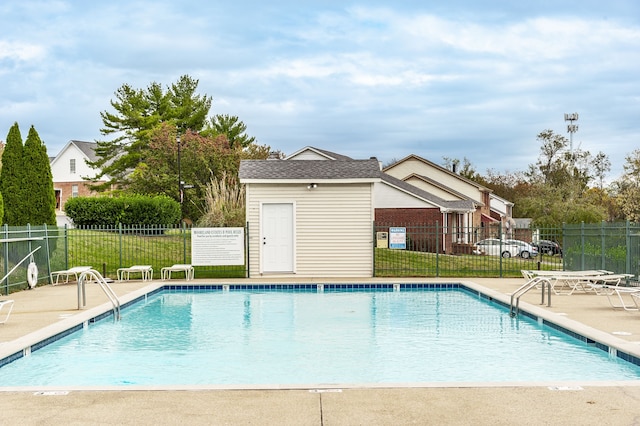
[177,134,183,204]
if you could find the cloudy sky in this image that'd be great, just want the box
[1,1,639,181]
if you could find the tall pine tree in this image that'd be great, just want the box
[0,123,25,225]
[23,126,56,225]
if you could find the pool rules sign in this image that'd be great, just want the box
[191,227,245,266]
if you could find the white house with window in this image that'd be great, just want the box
[49,140,109,213]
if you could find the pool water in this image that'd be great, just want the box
[2,288,640,386]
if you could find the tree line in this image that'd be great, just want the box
[445,130,640,226]
[2,73,638,228]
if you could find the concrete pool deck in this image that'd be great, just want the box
[2,277,640,425]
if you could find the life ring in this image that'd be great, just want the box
[27,262,38,289]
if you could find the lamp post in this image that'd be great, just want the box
[177,134,183,204]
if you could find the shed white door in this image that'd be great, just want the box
[262,203,294,273]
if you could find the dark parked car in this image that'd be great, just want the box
[532,240,562,256]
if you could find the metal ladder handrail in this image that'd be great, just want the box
[78,269,121,320]
[510,276,551,317]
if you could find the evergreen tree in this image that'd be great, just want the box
[88,75,213,191]
[202,114,257,149]
[23,126,56,225]
[0,123,25,225]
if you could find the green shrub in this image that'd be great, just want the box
[65,195,181,226]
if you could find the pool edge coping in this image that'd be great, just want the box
[3,280,640,390]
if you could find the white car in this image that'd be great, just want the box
[505,239,539,259]
[474,239,521,258]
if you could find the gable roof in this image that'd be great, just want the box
[491,192,514,206]
[286,146,354,161]
[50,140,98,165]
[380,173,476,212]
[71,140,99,161]
[384,154,492,193]
[403,173,484,207]
[239,159,381,182]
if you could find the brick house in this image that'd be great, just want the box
[286,147,515,254]
[382,154,515,247]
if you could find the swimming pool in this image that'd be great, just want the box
[2,284,640,387]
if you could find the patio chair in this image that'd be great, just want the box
[161,264,194,280]
[0,299,14,324]
[50,266,92,285]
[117,265,153,281]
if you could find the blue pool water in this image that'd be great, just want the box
[2,287,640,386]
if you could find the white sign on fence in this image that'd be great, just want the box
[191,227,245,266]
[389,227,407,249]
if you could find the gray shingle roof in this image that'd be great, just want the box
[380,173,476,211]
[70,140,98,161]
[408,173,484,207]
[240,159,381,180]
[307,147,354,160]
[287,146,354,160]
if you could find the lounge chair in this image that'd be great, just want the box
[521,269,613,280]
[0,299,14,324]
[590,276,640,311]
[521,270,619,295]
[50,266,92,285]
[161,264,194,280]
[550,273,633,296]
[583,274,633,294]
[117,265,153,281]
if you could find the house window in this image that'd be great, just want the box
[70,159,76,174]
[72,185,79,198]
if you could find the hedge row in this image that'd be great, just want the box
[64,195,181,226]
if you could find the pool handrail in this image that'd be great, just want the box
[510,276,551,317]
[78,269,121,320]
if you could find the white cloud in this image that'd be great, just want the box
[0,41,46,62]
[0,0,639,182]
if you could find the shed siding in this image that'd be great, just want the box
[246,183,373,277]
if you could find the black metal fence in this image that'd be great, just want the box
[373,222,564,278]
[2,221,637,294]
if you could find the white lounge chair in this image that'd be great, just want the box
[0,299,14,324]
[521,269,613,280]
[583,274,633,294]
[117,265,153,281]
[50,266,92,285]
[161,264,194,280]
[590,276,640,311]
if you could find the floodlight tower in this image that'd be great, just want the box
[564,112,579,154]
